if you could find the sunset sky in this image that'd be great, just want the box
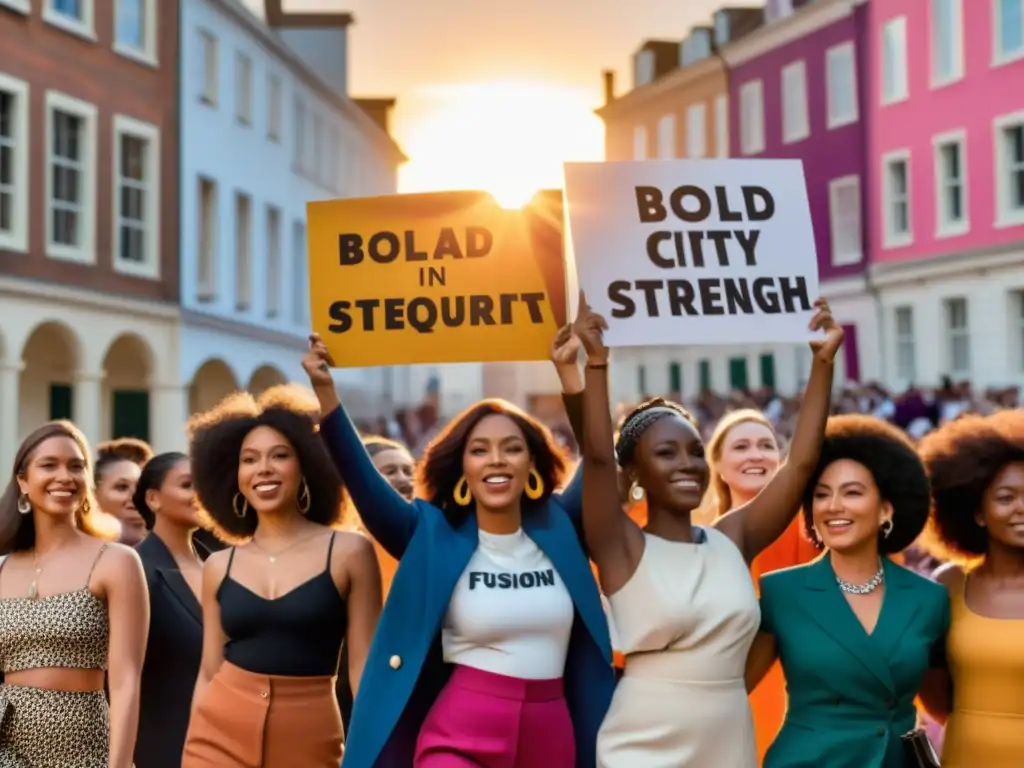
[251,0,723,201]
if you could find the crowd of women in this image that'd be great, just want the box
[0,294,1022,768]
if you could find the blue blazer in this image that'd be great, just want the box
[319,403,615,768]
[759,554,949,768]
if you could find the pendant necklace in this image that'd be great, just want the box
[836,559,885,595]
[28,550,46,600]
[250,532,321,564]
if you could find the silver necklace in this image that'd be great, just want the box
[836,561,884,595]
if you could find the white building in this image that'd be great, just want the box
[180,0,406,419]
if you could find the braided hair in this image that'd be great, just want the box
[615,398,699,466]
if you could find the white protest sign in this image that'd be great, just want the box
[563,159,820,348]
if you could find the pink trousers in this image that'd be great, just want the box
[414,664,575,768]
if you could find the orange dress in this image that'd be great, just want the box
[748,517,819,763]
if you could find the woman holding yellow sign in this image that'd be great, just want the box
[303,329,614,768]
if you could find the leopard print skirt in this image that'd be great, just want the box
[0,684,108,767]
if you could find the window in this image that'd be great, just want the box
[881,17,909,104]
[759,353,776,389]
[728,357,749,391]
[994,112,1024,226]
[113,116,160,277]
[0,74,29,253]
[739,80,764,155]
[686,103,707,158]
[656,114,675,159]
[267,75,282,141]
[632,125,647,160]
[115,0,156,62]
[45,91,97,263]
[668,362,682,393]
[235,53,253,125]
[930,0,963,85]
[44,0,94,37]
[635,49,655,87]
[933,131,968,235]
[698,359,712,391]
[882,150,912,247]
[197,177,217,300]
[292,221,308,325]
[266,206,281,318]
[995,0,1024,63]
[294,97,307,169]
[945,297,970,376]
[828,175,862,266]
[1016,291,1024,370]
[781,60,809,144]
[826,42,858,129]
[234,193,252,311]
[312,114,324,178]
[894,306,916,382]
[199,31,218,106]
[714,95,728,157]
[637,365,647,397]
[0,0,30,15]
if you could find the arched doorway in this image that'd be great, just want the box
[188,359,240,416]
[18,321,82,440]
[247,364,287,398]
[101,333,156,443]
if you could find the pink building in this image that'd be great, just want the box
[867,0,1024,390]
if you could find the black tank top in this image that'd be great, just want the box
[218,533,347,676]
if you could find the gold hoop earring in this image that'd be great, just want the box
[629,482,645,502]
[524,468,544,500]
[298,477,312,516]
[233,492,249,518]
[881,519,894,538]
[16,494,31,515]
[453,476,472,506]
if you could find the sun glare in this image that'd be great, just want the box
[396,81,604,203]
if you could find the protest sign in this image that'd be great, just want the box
[307,190,567,367]
[563,159,820,348]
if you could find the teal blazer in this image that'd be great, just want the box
[319,400,615,768]
[759,555,949,768]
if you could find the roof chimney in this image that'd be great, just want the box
[602,70,615,105]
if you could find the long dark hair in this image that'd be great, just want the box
[133,452,188,530]
[415,399,568,525]
[0,421,116,553]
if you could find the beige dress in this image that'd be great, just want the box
[597,527,760,767]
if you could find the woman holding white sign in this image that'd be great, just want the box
[573,294,842,768]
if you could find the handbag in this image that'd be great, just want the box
[901,728,940,768]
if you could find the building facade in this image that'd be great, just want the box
[867,0,1024,390]
[180,0,405,419]
[0,0,182,471]
[723,0,874,390]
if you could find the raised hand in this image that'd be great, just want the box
[573,291,610,365]
[551,324,582,368]
[302,333,335,389]
[807,298,844,364]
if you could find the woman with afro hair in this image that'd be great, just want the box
[916,410,1024,767]
[181,385,382,768]
[304,326,615,768]
[746,414,948,767]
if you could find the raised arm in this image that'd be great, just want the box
[550,324,585,521]
[303,335,419,559]
[574,296,646,595]
[103,546,149,768]
[716,299,844,563]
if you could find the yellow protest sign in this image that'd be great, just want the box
[306,190,567,367]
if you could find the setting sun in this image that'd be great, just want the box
[396,81,605,203]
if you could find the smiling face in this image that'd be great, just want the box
[17,436,89,521]
[95,459,144,541]
[717,420,780,499]
[372,447,415,501]
[811,458,892,554]
[631,411,709,512]
[462,414,533,511]
[148,458,201,528]
[237,425,302,515]
[978,462,1024,550]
